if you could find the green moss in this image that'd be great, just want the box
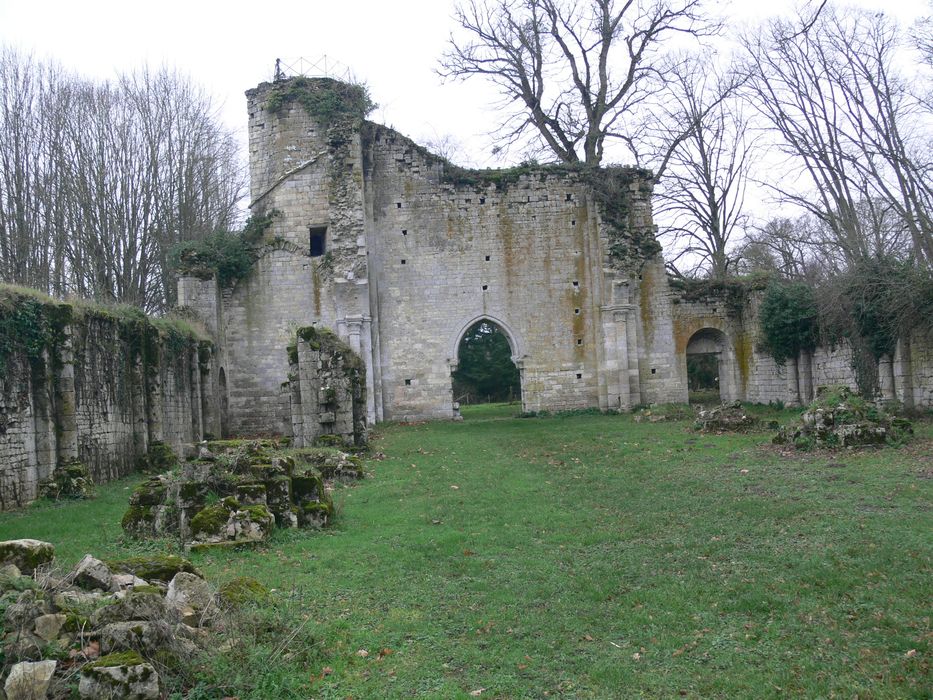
[218,576,269,606]
[190,503,234,537]
[106,555,201,583]
[84,650,145,670]
[286,343,298,365]
[264,76,375,127]
[291,474,324,501]
[142,441,177,473]
[120,505,154,533]
[0,540,54,572]
[243,505,273,524]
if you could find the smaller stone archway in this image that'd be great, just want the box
[448,316,526,413]
[685,328,741,403]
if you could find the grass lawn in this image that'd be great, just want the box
[1,404,930,698]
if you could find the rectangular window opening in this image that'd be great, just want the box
[576,339,583,346]
[401,259,407,265]
[485,255,491,261]
[574,308,580,315]
[309,226,327,257]
[404,378,412,386]
[396,202,402,209]
[479,197,486,204]
[482,284,488,291]
[651,368,657,375]
[576,373,582,379]
[402,229,408,236]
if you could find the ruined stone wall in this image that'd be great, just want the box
[673,287,933,408]
[0,291,214,509]
[287,326,367,447]
[363,126,614,417]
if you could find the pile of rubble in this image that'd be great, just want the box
[121,439,363,549]
[773,386,913,450]
[693,401,760,433]
[1,538,249,699]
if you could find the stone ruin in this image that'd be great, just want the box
[121,438,363,550]
[773,386,914,449]
[284,325,368,449]
[1,538,259,699]
[694,401,761,433]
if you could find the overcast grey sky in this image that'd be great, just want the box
[2,0,929,169]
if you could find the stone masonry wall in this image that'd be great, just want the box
[0,292,214,509]
[364,126,613,418]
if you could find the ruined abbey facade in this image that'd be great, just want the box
[178,77,933,437]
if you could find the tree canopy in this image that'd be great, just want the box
[452,320,521,403]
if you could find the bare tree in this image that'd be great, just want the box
[0,49,244,312]
[742,4,933,267]
[652,57,755,278]
[439,0,719,165]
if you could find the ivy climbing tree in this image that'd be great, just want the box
[758,280,818,366]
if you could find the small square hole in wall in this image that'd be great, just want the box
[571,219,576,226]
[576,338,583,346]
[576,373,582,379]
[485,255,491,261]
[712,307,718,313]
[573,280,579,287]
[482,284,488,291]
[651,368,657,374]
[401,259,407,265]
[402,229,408,236]
[396,202,402,209]
[566,193,573,202]
[479,197,486,204]
[574,308,580,314]
[404,378,412,386]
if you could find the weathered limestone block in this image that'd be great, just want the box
[4,659,57,700]
[97,620,173,656]
[165,572,215,616]
[72,555,113,592]
[33,613,67,642]
[78,652,160,700]
[0,540,54,575]
[91,589,168,627]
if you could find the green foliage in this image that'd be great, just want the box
[452,320,520,403]
[171,210,278,287]
[758,280,818,365]
[264,77,375,126]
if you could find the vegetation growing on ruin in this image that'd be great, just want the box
[171,210,280,287]
[669,274,770,318]
[264,77,375,126]
[758,280,819,365]
[0,283,207,376]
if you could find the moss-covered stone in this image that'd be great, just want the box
[106,555,201,583]
[120,505,155,535]
[218,576,269,607]
[141,441,178,473]
[0,539,54,575]
[190,504,233,539]
[291,474,325,501]
[84,650,146,670]
[38,460,94,501]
